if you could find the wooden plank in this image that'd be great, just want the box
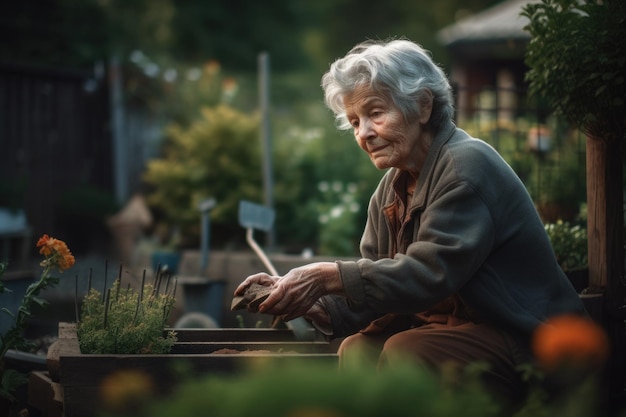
[169,327,317,342]
[59,353,338,391]
[63,386,101,417]
[170,341,335,354]
[60,353,340,417]
[28,371,64,417]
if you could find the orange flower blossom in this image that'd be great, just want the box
[36,234,75,272]
[532,313,609,370]
[100,369,155,411]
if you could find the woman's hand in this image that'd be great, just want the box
[234,273,278,296]
[234,262,342,321]
[304,301,332,335]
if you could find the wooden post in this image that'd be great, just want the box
[585,135,625,406]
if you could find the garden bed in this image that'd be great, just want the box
[35,322,338,417]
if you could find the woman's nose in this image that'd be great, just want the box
[356,119,375,141]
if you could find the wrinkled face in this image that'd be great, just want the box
[343,86,431,172]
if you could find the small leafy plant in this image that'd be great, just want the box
[544,220,588,271]
[0,234,75,402]
[77,273,177,354]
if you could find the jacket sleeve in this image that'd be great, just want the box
[338,178,496,314]
[317,294,382,338]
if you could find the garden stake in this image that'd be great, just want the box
[153,263,162,289]
[87,268,92,293]
[163,275,171,296]
[133,271,146,324]
[101,260,108,303]
[115,263,123,300]
[74,274,79,323]
[103,288,111,329]
[155,273,163,298]
[171,277,177,300]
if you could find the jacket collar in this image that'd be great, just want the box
[388,121,458,211]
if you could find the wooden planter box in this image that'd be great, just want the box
[37,322,338,417]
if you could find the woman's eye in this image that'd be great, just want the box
[350,120,359,128]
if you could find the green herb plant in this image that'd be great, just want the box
[78,274,177,354]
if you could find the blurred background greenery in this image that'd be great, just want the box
[2,0,587,258]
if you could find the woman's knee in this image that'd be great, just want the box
[338,333,385,370]
[379,330,436,368]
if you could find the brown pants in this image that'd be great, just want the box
[337,319,528,407]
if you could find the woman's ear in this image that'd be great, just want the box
[418,89,433,125]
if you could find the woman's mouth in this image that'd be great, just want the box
[369,144,388,154]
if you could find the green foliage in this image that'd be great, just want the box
[2,0,499,71]
[139,360,501,417]
[464,117,587,222]
[316,181,362,256]
[77,279,177,354]
[0,261,61,401]
[544,220,588,271]
[142,105,262,247]
[514,364,602,417]
[522,0,626,142]
[528,134,587,222]
[270,94,383,255]
[123,358,606,417]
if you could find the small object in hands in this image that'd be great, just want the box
[231,283,273,312]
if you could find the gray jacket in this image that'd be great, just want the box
[322,121,585,340]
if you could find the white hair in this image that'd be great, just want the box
[321,39,454,131]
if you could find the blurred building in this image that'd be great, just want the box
[437,0,539,127]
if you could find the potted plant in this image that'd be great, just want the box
[544,220,588,292]
[0,234,75,413]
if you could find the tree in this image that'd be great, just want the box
[523,0,626,405]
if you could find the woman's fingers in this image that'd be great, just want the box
[233,273,276,295]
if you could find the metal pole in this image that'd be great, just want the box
[198,198,216,273]
[200,212,209,271]
[109,55,128,205]
[258,52,275,248]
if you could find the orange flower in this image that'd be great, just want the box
[100,369,155,412]
[36,234,75,272]
[203,60,220,75]
[532,314,609,370]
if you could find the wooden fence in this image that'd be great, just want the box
[0,62,113,261]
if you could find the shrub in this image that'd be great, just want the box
[142,105,262,248]
[139,360,500,417]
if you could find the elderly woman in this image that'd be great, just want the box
[235,39,585,405]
